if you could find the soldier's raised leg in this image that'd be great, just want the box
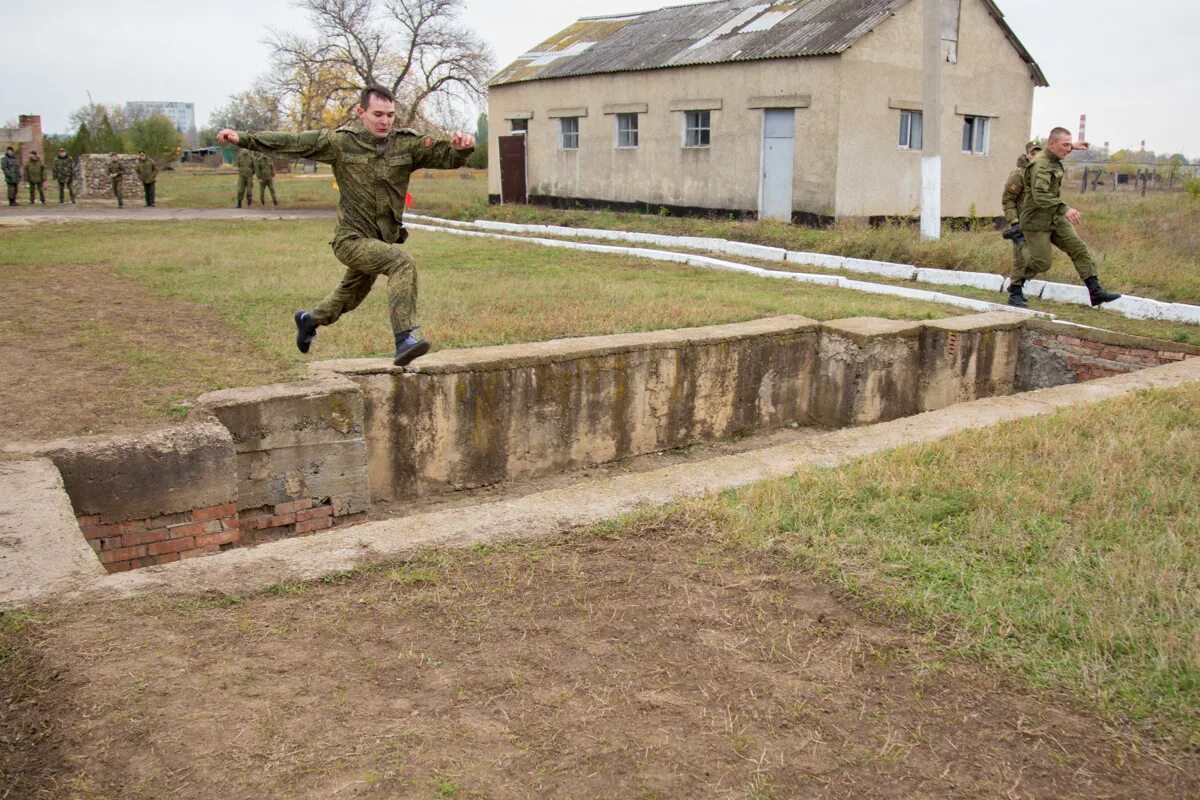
[1050,217,1119,305]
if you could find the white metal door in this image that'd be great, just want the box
[760,109,795,222]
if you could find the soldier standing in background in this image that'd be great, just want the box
[23,151,46,205]
[53,148,77,204]
[255,151,278,206]
[1011,127,1121,308]
[1001,140,1040,301]
[135,151,158,207]
[107,153,125,208]
[2,147,20,206]
[236,148,255,207]
[216,85,475,366]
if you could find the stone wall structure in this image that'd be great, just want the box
[3,312,1196,576]
[76,154,144,199]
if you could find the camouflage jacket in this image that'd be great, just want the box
[107,159,124,179]
[254,152,275,181]
[2,155,21,184]
[135,157,158,183]
[1019,151,1069,232]
[236,149,256,177]
[234,120,473,245]
[53,155,76,183]
[24,160,46,183]
[1001,154,1029,225]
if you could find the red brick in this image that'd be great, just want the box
[121,528,168,547]
[274,498,314,515]
[135,553,179,569]
[195,530,239,549]
[1159,351,1187,361]
[166,521,206,540]
[295,517,334,535]
[80,525,105,541]
[202,519,225,534]
[296,505,333,522]
[221,517,241,532]
[149,511,193,528]
[106,561,134,574]
[99,545,148,564]
[118,519,149,534]
[99,536,124,551]
[149,537,196,556]
[238,505,272,520]
[193,502,238,522]
[77,514,101,527]
[89,539,102,553]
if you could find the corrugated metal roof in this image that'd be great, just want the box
[489,0,1047,87]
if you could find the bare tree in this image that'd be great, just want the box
[266,0,493,129]
[210,83,285,131]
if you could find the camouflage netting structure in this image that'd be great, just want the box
[76,154,144,199]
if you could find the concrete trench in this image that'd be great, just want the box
[2,312,1198,607]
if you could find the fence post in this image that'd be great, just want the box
[1081,166,1089,193]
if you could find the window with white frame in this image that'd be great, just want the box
[559,117,579,150]
[962,116,989,154]
[898,110,923,150]
[683,110,711,148]
[616,113,639,148]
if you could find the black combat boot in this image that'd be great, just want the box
[1007,280,1028,308]
[1084,276,1121,306]
[393,329,430,367]
[294,311,319,354]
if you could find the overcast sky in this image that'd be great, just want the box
[3,0,1197,156]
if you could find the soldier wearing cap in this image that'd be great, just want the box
[23,151,47,205]
[236,148,255,207]
[1009,127,1121,308]
[216,85,475,366]
[53,148,77,204]
[1001,140,1041,291]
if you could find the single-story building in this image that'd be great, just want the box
[486,0,1046,224]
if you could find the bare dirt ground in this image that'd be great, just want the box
[0,263,287,440]
[4,523,1196,800]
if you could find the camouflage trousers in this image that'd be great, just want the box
[57,180,75,203]
[1012,217,1096,284]
[1009,239,1028,280]
[259,178,277,205]
[111,178,123,206]
[7,181,18,202]
[28,182,45,204]
[237,174,254,205]
[311,237,417,335]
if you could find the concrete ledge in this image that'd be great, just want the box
[195,376,369,516]
[814,318,923,426]
[74,357,1200,603]
[6,422,236,523]
[919,313,1024,411]
[0,458,105,607]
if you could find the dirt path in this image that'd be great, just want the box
[4,524,1194,799]
[0,263,288,439]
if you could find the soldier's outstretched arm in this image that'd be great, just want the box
[217,128,337,164]
[412,131,475,171]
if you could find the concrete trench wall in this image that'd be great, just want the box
[4,312,1196,576]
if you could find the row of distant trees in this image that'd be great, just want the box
[1067,144,1195,182]
[201,0,494,168]
[46,104,183,160]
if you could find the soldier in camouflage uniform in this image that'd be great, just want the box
[2,147,20,206]
[53,148,77,204]
[236,148,255,207]
[23,151,46,204]
[217,85,474,366]
[1011,127,1120,308]
[254,151,278,206]
[1001,140,1040,296]
[135,151,158,207]
[107,153,125,208]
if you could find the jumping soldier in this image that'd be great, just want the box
[217,85,474,366]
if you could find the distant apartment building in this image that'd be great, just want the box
[125,101,196,136]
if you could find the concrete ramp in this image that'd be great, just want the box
[0,458,105,607]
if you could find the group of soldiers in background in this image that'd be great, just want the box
[1,147,158,208]
[235,149,278,208]
[1000,126,1121,309]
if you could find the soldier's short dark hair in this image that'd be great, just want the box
[1049,127,1072,142]
[360,85,395,110]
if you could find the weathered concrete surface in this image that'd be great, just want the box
[315,316,820,501]
[813,317,924,426]
[194,376,369,516]
[918,312,1024,411]
[0,458,105,607]
[66,356,1200,603]
[4,422,236,523]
